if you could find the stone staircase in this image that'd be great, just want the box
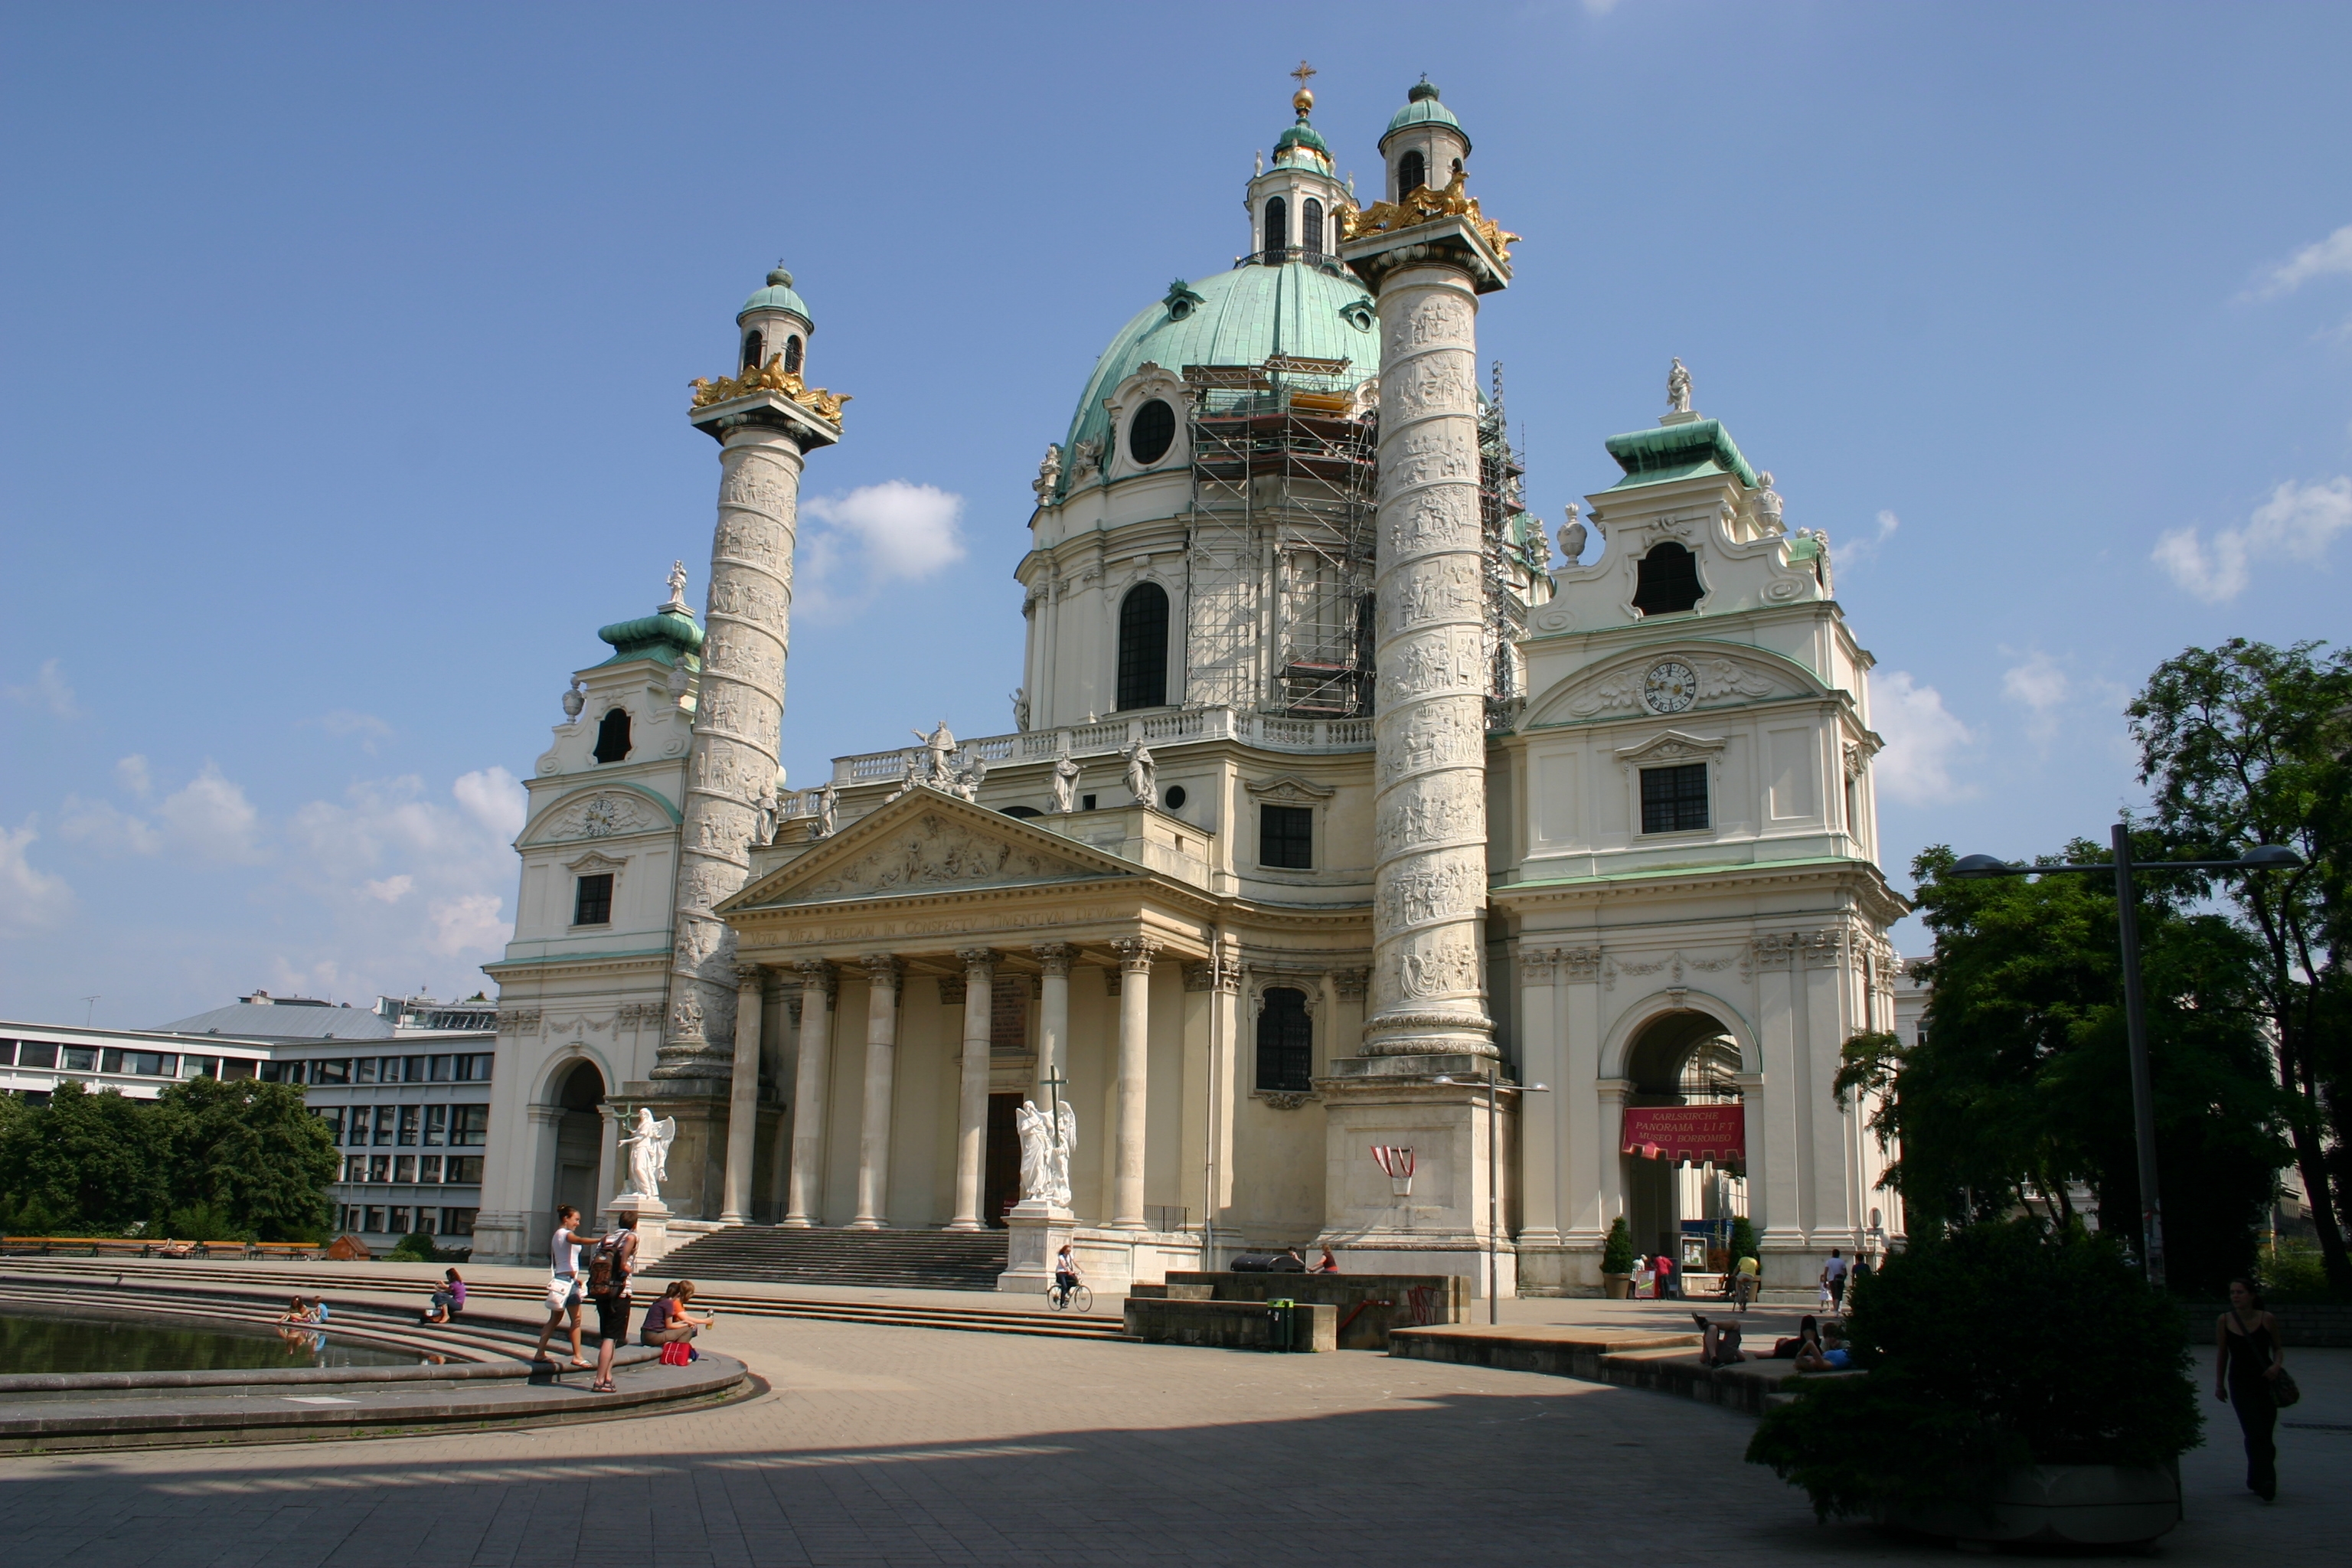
[646,1225,1011,1292]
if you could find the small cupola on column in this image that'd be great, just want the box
[1243,62,1350,267]
[1380,77,1472,201]
[736,262,813,378]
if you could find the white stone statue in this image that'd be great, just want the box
[1071,437,1102,479]
[1011,688,1031,732]
[753,789,778,846]
[1667,357,1692,414]
[811,780,838,839]
[1122,740,1156,807]
[665,560,690,612]
[1050,751,1081,814]
[668,992,704,1040]
[1753,471,1785,535]
[949,749,988,802]
[1014,1099,1078,1206]
[1031,446,1061,501]
[911,720,957,784]
[619,1107,677,1200]
[1557,502,1588,566]
[561,677,585,720]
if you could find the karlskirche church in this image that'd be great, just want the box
[470,75,1909,1297]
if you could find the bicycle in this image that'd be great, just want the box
[1046,1278,1092,1313]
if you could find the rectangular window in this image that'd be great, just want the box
[60,1046,96,1072]
[259,1059,286,1083]
[312,1058,350,1086]
[319,1106,345,1142]
[397,1106,420,1146]
[345,1109,369,1147]
[446,1156,485,1184]
[1639,763,1711,835]
[423,1104,448,1146]
[405,1057,429,1083]
[416,1207,439,1236]
[449,1104,490,1147]
[1259,804,1315,869]
[364,1206,388,1233]
[18,1041,57,1069]
[417,1154,444,1184]
[368,1155,391,1183]
[573,872,614,926]
[222,1057,256,1081]
[429,1054,452,1082]
[185,1056,217,1079]
[100,1047,123,1073]
[443,1207,478,1236]
[355,1057,377,1084]
[374,1106,397,1145]
[381,1057,402,1083]
[389,1205,413,1235]
[110,1050,174,1076]
[344,1156,367,1183]
[394,1155,417,1184]
[456,1053,494,1082]
[0,1041,14,1066]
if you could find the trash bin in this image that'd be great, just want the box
[1267,1298,1296,1353]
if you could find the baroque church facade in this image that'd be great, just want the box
[472,77,1908,1295]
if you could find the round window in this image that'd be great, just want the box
[1163,785,1187,812]
[1129,399,1176,466]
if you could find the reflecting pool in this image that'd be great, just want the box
[0,1312,420,1374]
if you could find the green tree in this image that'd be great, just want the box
[155,1078,340,1242]
[1601,1215,1635,1274]
[2128,639,2352,1292]
[0,1081,170,1233]
[1838,841,2286,1294]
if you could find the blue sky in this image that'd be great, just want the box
[4,3,2348,1027]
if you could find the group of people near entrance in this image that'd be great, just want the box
[532,1204,717,1393]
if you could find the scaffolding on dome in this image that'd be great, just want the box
[1181,354,1377,717]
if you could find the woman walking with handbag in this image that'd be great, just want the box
[2216,1277,2294,1501]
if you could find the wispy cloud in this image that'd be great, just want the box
[799,480,967,611]
[2246,223,2352,299]
[2001,651,2070,740]
[0,818,74,932]
[1841,508,1903,568]
[60,762,261,861]
[116,755,152,799]
[1873,671,1975,805]
[2153,477,2352,602]
[311,710,394,753]
[5,659,80,719]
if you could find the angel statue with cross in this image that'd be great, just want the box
[619,1106,678,1202]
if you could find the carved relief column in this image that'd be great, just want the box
[1031,943,1076,1105]
[949,949,999,1231]
[1109,936,1161,1229]
[849,955,901,1229]
[720,963,765,1223]
[782,960,836,1227]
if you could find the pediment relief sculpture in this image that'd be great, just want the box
[1243,773,1337,804]
[527,788,669,844]
[1550,653,1785,721]
[1614,728,1730,764]
[785,812,1103,903]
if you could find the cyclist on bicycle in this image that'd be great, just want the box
[1053,1242,1080,1304]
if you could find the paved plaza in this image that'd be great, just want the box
[0,1305,2344,1567]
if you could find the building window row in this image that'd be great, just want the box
[337,1204,476,1238]
[263,1052,492,1087]
[324,1102,489,1148]
[0,1040,256,1080]
[341,1153,485,1185]
[1260,195,1330,259]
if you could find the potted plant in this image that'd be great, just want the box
[1601,1216,1635,1299]
[1746,1220,2197,1547]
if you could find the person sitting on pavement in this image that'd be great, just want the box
[422,1267,466,1325]
[1690,1311,1744,1367]
[1795,1318,1853,1372]
[640,1280,715,1348]
[277,1295,314,1325]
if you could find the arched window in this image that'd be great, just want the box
[1449,156,1464,181]
[1128,398,1174,465]
[1396,149,1426,200]
[782,334,803,375]
[1263,195,1288,259]
[1115,582,1169,710]
[592,707,632,764]
[1302,198,1324,256]
[741,330,764,371]
[1632,542,1704,616]
[1255,987,1313,1092]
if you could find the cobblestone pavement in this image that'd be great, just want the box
[1,1312,2342,1567]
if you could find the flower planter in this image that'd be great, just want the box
[1880,1465,2180,1547]
[1602,1273,1631,1300]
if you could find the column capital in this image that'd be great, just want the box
[957,947,1001,975]
[1329,965,1370,1001]
[793,958,838,996]
[1031,942,1078,976]
[860,953,903,987]
[1110,935,1162,974]
[734,962,766,989]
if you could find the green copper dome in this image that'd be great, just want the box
[1051,259,1375,502]
[1382,79,1468,152]
[595,604,704,670]
[738,264,811,325]
[1274,119,1330,158]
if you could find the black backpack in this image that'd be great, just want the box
[586,1229,633,1296]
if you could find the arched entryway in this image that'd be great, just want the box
[1620,1011,1748,1276]
[550,1060,606,1222]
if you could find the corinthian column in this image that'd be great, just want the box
[1361,260,1496,1058]
[1109,935,1160,1229]
[658,421,802,1079]
[782,960,835,1227]
[720,962,763,1223]
[948,948,998,1230]
[849,954,901,1229]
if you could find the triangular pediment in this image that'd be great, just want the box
[1526,643,1821,727]
[719,788,1135,913]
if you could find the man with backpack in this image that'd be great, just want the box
[584,1210,639,1393]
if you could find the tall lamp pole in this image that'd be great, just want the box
[1436,1069,1549,1323]
[1949,828,2300,1289]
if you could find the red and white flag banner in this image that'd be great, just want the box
[1620,1104,1745,1165]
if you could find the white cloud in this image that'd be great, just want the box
[452,766,526,841]
[158,764,265,863]
[57,795,164,855]
[0,819,74,931]
[2247,224,2352,299]
[802,481,966,587]
[5,658,80,719]
[2001,651,2070,739]
[1873,671,1976,805]
[1583,0,1622,13]
[426,893,508,957]
[2154,477,2352,602]
[1841,508,1903,567]
[116,754,152,799]
[363,874,415,903]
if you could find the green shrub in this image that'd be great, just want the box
[162,1203,253,1243]
[2258,1239,2334,1302]
[1601,1216,1635,1275]
[1727,1216,1759,1270]
[387,1231,443,1263]
[1746,1219,2200,1519]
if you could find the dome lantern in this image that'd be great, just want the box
[1246,62,1348,265]
[1380,76,1471,203]
[736,260,812,380]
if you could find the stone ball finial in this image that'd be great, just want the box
[1758,471,1774,488]
[766,263,793,287]
[1409,77,1440,103]
[1293,87,1314,117]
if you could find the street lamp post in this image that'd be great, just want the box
[1949,826,2300,1289]
[1436,1069,1550,1323]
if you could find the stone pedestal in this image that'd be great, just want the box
[603,1192,673,1266]
[998,1199,1075,1294]
[1316,1054,1515,1298]
[618,1080,731,1224]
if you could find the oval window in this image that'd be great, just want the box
[1129,399,1176,466]
[1164,785,1187,812]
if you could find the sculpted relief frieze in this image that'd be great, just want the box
[1563,655,1782,719]
[714,514,783,570]
[794,812,1097,902]
[1375,780,1481,857]
[537,790,659,843]
[720,454,795,511]
[1384,430,1473,492]
[1386,354,1473,420]
[1376,858,1485,930]
[1389,558,1478,633]
[1383,935,1481,1006]
[1380,627,1487,701]
[1391,294,1471,354]
[1377,707,1475,786]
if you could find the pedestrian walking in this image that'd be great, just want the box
[1653,1254,1674,1300]
[2216,1277,2288,1501]
[1822,1249,1848,1312]
[532,1204,594,1368]
[584,1210,639,1393]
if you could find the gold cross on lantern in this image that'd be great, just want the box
[1289,60,1317,91]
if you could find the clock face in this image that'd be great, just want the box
[1645,660,1697,714]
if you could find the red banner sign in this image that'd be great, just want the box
[1621,1104,1745,1165]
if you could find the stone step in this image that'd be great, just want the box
[647,1226,1010,1292]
